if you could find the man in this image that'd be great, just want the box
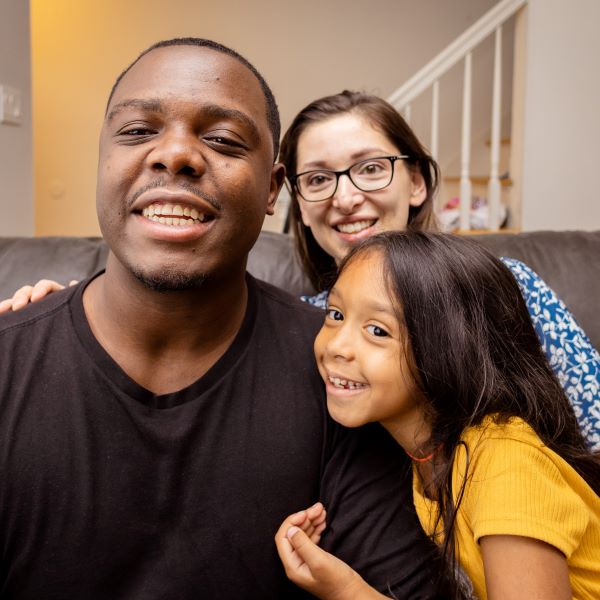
[0,39,436,599]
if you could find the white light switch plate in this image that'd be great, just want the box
[0,85,23,126]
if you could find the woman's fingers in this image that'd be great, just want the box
[30,280,66,302]
[0,298,14,314]
[8,285,34,311]
[0,280,69,314]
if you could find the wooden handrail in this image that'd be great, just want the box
[387,0,527,109]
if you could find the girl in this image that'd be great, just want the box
[275,231,600,600]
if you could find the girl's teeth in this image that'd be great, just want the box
[329,376,365,389]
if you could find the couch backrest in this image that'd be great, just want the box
[1,230,598,350]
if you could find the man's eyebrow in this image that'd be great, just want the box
[201,104,260,143]
[106,100,260,143]
[106,99,164,121]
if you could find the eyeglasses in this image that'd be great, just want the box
[289,155,409,203]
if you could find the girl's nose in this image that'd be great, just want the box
[325,324,355,361]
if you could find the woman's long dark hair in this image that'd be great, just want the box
[279,90,440,293]
[337,231,600,599]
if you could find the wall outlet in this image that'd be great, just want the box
[0,85,23,126]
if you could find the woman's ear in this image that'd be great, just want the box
[297,200,313,228]
[409,171,427,208]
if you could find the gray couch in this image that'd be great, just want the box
[1,230,599,350]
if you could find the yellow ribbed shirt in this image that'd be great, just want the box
[413,416,600,599]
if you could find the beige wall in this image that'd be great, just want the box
[31,0,500,236]
[520,0,600,230]
[0,0,33,236]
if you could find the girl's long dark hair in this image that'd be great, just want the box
[279,90,440,293]
[338,231,600,599]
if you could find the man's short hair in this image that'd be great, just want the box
[106,38,281,158]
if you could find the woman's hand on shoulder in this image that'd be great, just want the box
[275,502,387,600]
[481,534,572,600]
[0,279,77,314]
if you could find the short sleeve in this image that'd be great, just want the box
[459,432,590,558]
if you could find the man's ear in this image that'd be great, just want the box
[409,171,427,208]
[267,163,286,216]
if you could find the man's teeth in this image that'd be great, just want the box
[329,376,366,390]
[141,203,210,225]
[336,220,375,234]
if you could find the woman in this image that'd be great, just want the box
[279,90,599,449]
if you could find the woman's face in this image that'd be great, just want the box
[295,112,426,264]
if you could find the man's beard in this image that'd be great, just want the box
[130,267,207,292]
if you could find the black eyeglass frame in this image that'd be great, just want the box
[288,155,410,203]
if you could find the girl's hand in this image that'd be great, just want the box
[275,503,386,600]
[0,279,77,313]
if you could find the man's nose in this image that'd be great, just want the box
[147,129,206,177]
[331,174,365,213]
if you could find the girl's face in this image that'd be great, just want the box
[295,113,426,265]
[314,251,423,435]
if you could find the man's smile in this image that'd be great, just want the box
[142,202,213,225]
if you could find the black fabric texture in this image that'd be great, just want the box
[0,274,437,599]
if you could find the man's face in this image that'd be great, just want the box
[96,45,284,290]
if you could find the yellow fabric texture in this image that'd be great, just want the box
[413,416,600,600]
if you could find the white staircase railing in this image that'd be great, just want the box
[388,0,527,231]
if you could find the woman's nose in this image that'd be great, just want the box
[331,174,365,213]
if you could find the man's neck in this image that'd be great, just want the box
[82,254,249,395]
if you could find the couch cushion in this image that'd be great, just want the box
[0,230,598,350]
[471,231,600,351]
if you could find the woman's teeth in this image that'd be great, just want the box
[142,203,211,226]
[335,220,375,234]
[329,376,366,390]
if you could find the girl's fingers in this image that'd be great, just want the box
[286,526,332,575]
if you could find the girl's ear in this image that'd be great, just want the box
[409,171,427,208]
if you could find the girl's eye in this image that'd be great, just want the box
[366,324,389,337]
[325,308,344,321]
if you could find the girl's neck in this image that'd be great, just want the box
[380,410,445,499]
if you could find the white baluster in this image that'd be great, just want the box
[460,53,472,231]
[430,80,440,159]
[488,27,503,230]
[403,103,412,125]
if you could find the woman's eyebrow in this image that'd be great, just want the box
[300,148,390,170]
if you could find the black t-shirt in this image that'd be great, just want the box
[0,274,437,599]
